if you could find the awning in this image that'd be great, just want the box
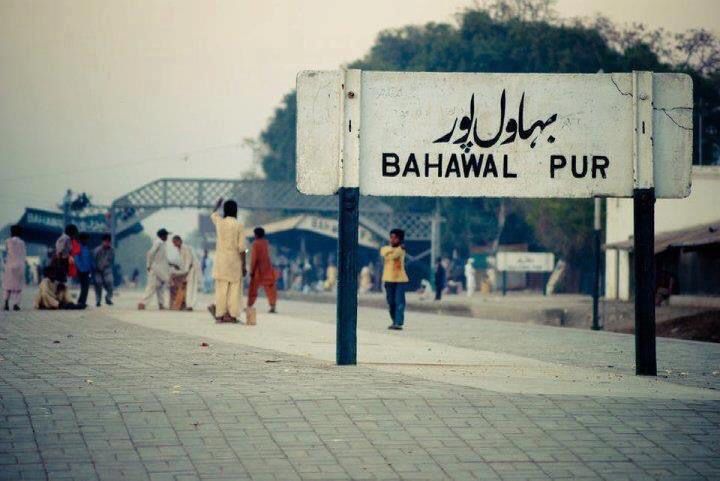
[15,208,142,246]
[605,220,720,253]
[259,215,381,249]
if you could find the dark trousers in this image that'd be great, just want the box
[434,281,443,300]
[77,272,91,306]
[384,282,406,326]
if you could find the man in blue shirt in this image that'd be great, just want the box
[74,233,94,308]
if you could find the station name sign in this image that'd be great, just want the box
[496,252,555,273]
[296,70,693,199]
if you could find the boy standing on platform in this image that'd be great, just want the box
[380,228,409,330]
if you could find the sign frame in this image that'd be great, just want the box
[496,252,555,273]
[297,70,692,200]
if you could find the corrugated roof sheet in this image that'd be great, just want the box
[605,220,720,253]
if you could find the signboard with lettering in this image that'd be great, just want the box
[496,252,555,273]
[296,70,692,198]
[300,216,379,249]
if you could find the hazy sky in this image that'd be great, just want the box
[1,0,718,237]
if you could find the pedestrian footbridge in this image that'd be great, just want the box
[16,178,435,249]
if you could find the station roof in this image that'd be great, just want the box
[605,220,720,253]
[261,214,381,249]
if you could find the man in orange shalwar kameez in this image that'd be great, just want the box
[248,227,278,313]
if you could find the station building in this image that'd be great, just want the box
[604,166,720,301]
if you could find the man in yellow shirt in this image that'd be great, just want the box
[380,228,409,330]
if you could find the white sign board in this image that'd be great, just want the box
[298,216,380,249]
[251,215,380,249]
[496,252,555,272]
[296,70,693,198]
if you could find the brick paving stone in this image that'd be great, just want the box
[1,308,719,481]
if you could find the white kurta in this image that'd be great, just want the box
[211,212,245,318]
[465,262,476,297]
[142,238,170,307]
[185,250,199,308]
[146,239,170,282]
[35,278,70,309]
[2,236,26,292]
[210,212,245,282]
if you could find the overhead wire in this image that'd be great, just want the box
[0,140,245,183]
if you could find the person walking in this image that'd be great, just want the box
[138,228,170,310]
[3,225,27,311]
[93,234,114,307]
[208,198,246,323]
[74,233,94,308]
[248,227,278,313]
[381,228,409,330]
[434,257,446,301]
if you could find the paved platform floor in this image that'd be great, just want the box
[1,291,719,480]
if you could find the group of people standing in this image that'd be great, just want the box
[3,202,411,332]
[1,223,115,311]
[39,225,115,309]
[140,198,278,324]
[432,256,477,300]
[139,228,199,311]
[209,197,278,322]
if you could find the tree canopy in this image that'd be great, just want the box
[257,0,720,290]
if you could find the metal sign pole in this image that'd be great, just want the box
[632,71,657,376]
[337,188,359,365]
[633,188,656,375]
[336,69,361,366]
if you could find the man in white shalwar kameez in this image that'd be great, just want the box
[138,228,170,310]
[465,258,476,297]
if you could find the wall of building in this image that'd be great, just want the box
[678,247,720,295]
[605,166,720,300]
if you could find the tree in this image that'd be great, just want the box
[260,92,296,182]
[257,0,720,290]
